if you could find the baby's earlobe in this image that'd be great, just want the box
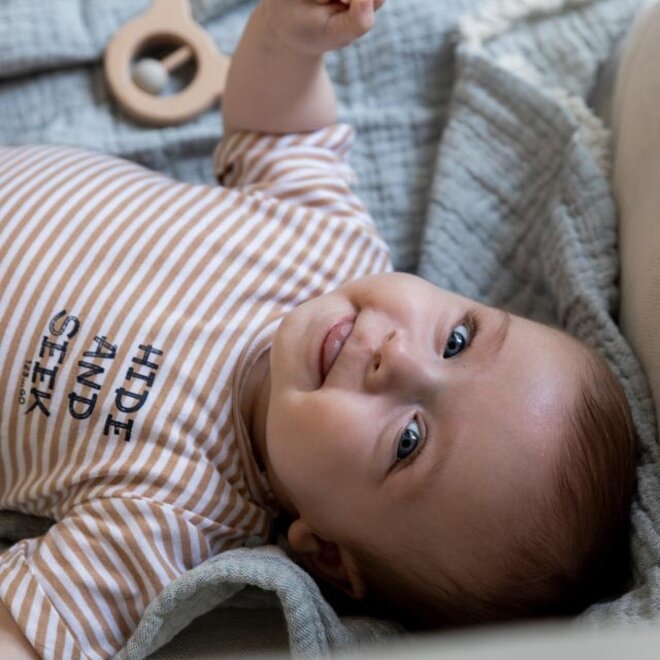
[287,518,321,554]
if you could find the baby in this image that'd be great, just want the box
[0,0,637,657]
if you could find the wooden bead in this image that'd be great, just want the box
[132,58,169,94]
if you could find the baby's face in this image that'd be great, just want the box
[264,272,585,589]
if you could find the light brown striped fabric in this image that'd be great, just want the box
[0,125,392,659]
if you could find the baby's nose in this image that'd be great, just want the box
[366,329,437,396]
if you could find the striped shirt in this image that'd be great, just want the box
[0,124,392,659]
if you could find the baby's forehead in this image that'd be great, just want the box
[506,320,586,401]
[508,312,584,351]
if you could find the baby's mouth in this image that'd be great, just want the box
[320,318,354,381]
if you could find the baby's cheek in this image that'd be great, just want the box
[267,399,318,475]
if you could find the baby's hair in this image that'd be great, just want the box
[325,335,637,629]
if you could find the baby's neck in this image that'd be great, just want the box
[241,350,271,473]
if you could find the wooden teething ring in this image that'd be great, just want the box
[104,0,230,126]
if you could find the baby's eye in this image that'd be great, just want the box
[443,323,470,358]
[396,418,422,462]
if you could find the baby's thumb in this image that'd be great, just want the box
[347,0,376,36]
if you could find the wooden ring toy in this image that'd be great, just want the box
[104,0,230,127]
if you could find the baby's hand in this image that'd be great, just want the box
[262,0,385,56]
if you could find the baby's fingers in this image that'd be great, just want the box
[344,0,377,37]
[315,0,383,50]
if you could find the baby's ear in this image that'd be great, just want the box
[287,518,367,601]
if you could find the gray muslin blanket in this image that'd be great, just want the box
[1,0,658,657]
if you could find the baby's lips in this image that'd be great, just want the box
[321,319,354,380]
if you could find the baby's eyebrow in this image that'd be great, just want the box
[492,309,512,357]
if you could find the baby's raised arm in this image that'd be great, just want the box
[222,0,383,135]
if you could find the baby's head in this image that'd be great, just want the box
[261,273,636,627]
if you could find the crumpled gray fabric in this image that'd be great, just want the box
[0,0,656,657]
[115,546,401,660]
